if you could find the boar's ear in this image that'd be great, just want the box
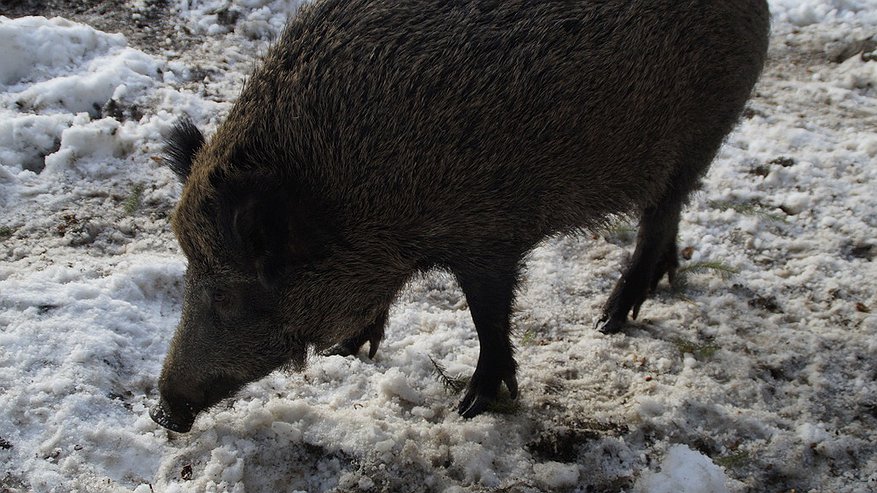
[163,117,204,183]
[218,179,333,287]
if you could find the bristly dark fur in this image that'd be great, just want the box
[163,117,204,183]
[154,0,771,432]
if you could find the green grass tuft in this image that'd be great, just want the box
[672,260,738,294]
[520,328,538,347]
[673,338,720,360]
[0,226,14,241]
[428,356,468,394]
[123,183,145,216]
[677,261,738,279]
[715,451,751,469]
[603,222,637,242]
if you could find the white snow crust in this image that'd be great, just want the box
[1,1,876,492]
[634,445,730,493]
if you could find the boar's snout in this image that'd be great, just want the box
[151,372,247,432]
[150,395,198,433]
[151,374,204,432]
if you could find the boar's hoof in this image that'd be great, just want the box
[321,324,384,359]
[596,313,627,334]
[322,340,363,358]
[150,398,197,433]
[458,371,518,419]
[597,244,680,334]
[322,338,381,359]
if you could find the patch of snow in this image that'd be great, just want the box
[533,461,580,489]
[0,16,126,86]
[635,445,731,493]
[770,0,877,26]
[174,0,306,38]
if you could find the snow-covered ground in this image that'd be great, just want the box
[1,1,875,491]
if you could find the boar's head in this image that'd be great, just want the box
[150,118,385,433]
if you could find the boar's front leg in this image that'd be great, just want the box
[323,310,387,359]
[598,195,683,334]
[455,266,519,418]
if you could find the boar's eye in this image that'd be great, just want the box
[212,290,228,304]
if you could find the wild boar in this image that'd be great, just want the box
[150,0,770,432]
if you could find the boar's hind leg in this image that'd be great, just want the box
[455,266,519,418]
[323,310,387,359]
[598,192,684,334]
